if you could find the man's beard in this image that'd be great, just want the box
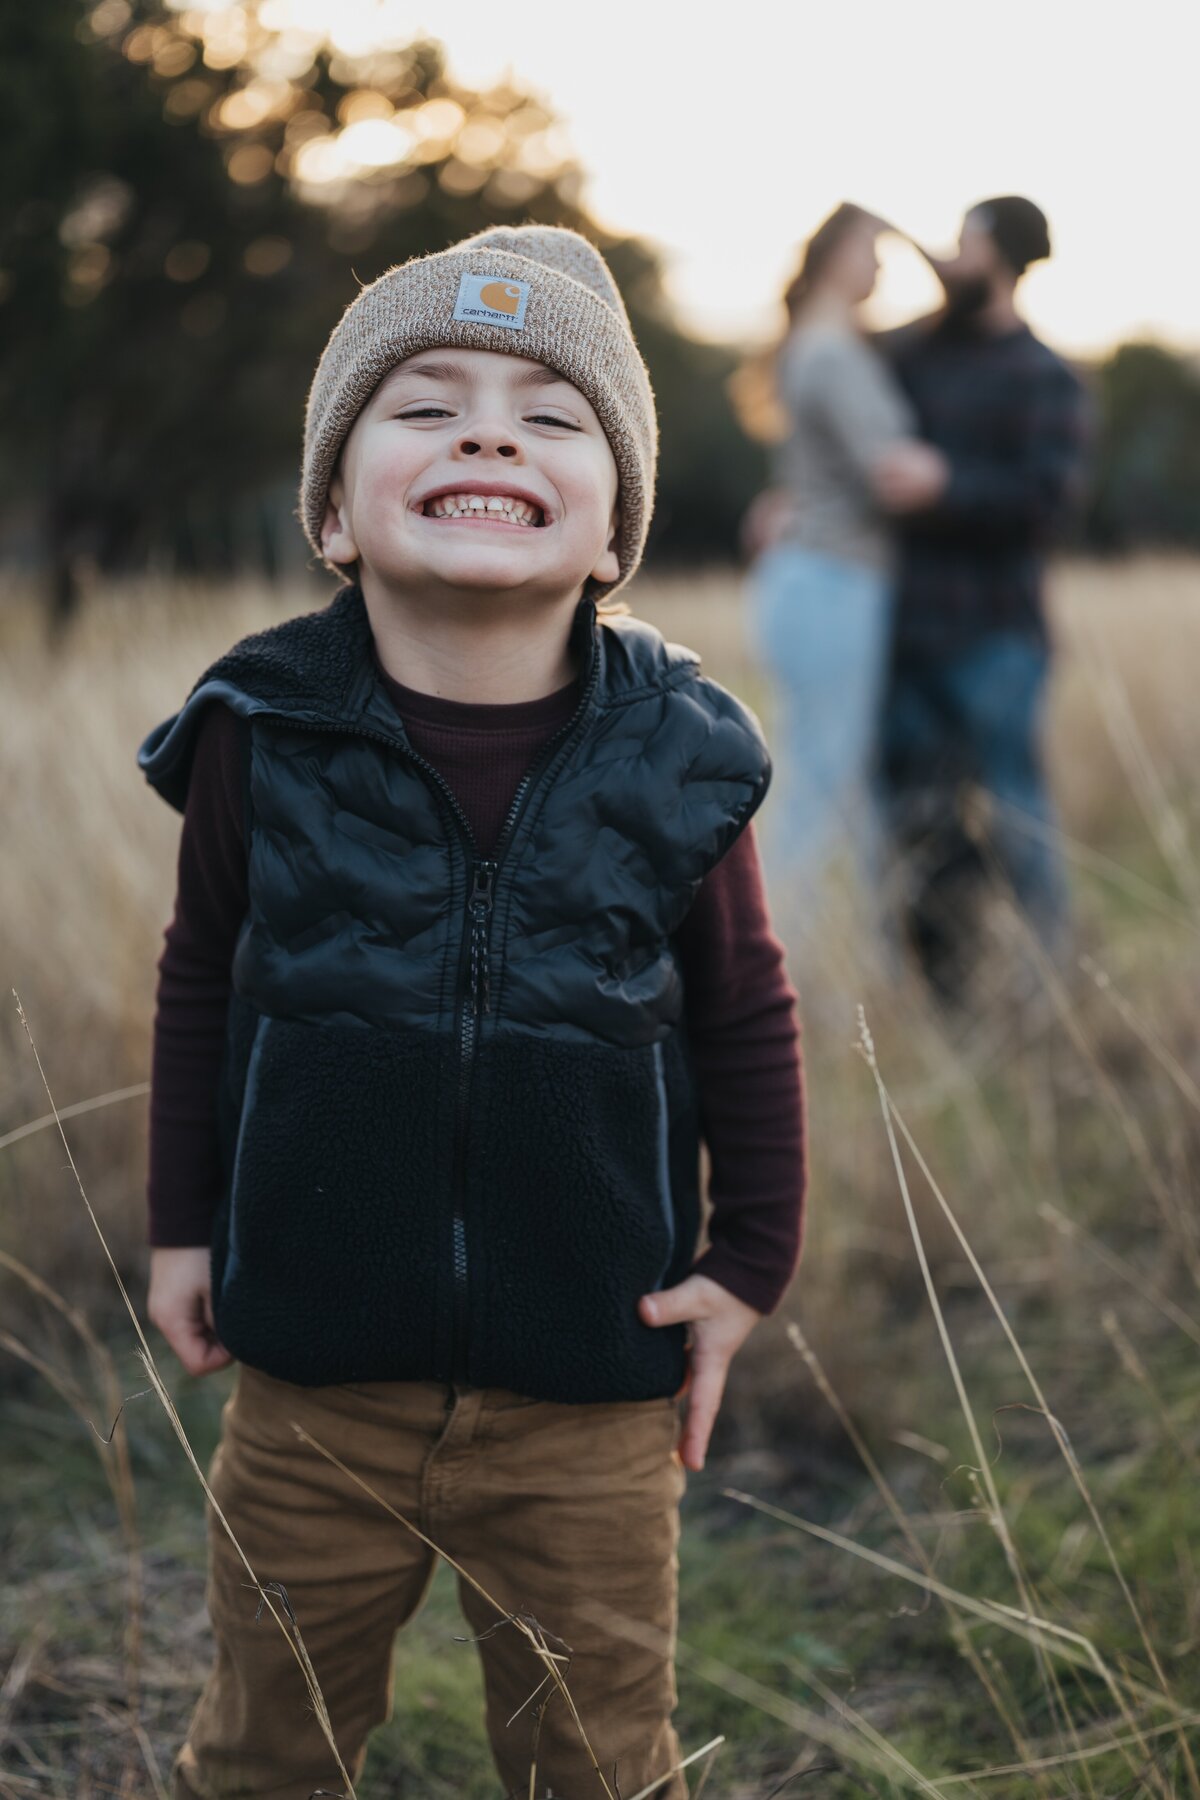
[942,275,992,322]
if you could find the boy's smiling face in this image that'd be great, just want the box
[320,348,621,603]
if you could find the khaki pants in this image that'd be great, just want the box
[174,1367,688,1799]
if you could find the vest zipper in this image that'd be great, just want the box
[251,616,602,1385]
[254,710,485,1381]
[467,859,497,1016]
[440,647,601,1382]
[449,855,494,1376]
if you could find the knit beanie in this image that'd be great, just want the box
[970,196,1052,277]
[300,226,657,591]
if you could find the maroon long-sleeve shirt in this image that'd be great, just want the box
[149,661,807,1313]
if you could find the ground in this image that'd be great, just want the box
[2,559,1199,1797]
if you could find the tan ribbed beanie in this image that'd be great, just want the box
[300,226,656,591]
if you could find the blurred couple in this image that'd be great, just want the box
[741,197,1089,1006]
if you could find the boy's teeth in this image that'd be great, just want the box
[425,493,540,524]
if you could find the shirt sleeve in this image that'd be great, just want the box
[147,703,248,1247]
[677,823,807,1313]
[931,358,1090,540]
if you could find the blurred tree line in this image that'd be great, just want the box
[0,0,763,622]
[2,0,1199,626]
[1084,342,1200,549]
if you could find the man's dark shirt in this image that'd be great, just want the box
[883,315,1089,650]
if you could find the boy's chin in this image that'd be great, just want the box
[381,543,587,599]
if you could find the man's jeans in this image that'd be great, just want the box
[882,632,1068,998]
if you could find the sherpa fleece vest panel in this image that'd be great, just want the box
[139,586,771,1402]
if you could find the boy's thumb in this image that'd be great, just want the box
[639,1279,703,1328]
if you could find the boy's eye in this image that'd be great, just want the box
[395,406,581,430]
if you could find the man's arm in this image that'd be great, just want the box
[923,359,1091,541]
[868,312,946,365]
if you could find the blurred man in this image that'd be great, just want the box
[873,197,1090,1007]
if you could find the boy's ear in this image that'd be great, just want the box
[320,474,358,565]
[590,507,621,588]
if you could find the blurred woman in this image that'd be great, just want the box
[738,204,946,907]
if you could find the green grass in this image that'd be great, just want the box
[4,1296,1198,1797]
[3,563,1200,1794]
[6,925,1200,1798]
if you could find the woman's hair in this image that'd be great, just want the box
[730,202,876,443]
[780,202,875,323]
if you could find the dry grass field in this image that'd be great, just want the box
[2,556,1200,1796]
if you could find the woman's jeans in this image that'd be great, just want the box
[749,545,893,901]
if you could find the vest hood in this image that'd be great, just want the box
[138,584,736,817]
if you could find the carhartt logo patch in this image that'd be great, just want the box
[453,271,531,330]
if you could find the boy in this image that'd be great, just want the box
[141,227,806,1798]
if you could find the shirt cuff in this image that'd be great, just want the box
[691,1243,796,1317]
[147,1207,217,1250]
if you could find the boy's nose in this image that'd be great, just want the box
[455,428,520,461]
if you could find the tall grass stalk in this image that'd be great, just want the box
[0,1248,146,1735]
[788,1662,960,1799]
[931,1712,1200,1788]
[723,1492,1179,1722]
[577,1595,952,1797]
[1080,954,1200,1114]
[1086,644,1200,910]
[873,1065,1200,1797]
[985,796,1200,936]
[786,1323,1037,1781]
[853,1014,1119,1788]
[625,1733,725,1800]
[1038,1202,1200,1350]
[0,1083,150,1153]
[1101,1308,1200,1479]
[11,992,361,1800]
[971,833,1200,1287]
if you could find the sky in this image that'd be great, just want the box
[270,0,1197,356]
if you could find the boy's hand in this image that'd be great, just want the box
[147,1247,233,1377]
[638,1274,762,1472]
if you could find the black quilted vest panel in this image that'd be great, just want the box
[140,586,771,1401]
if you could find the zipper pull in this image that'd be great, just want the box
[469,860,496,1015]
[470,861,497,908]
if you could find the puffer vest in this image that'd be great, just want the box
[139,585,770,1402]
